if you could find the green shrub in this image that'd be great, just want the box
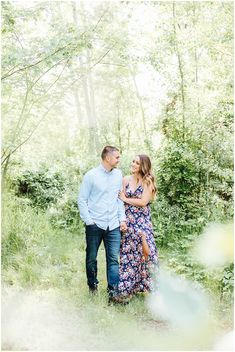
[12,167,66,209]
[48,194,84,233]
[152,108,233,248]
[220,264,234,302]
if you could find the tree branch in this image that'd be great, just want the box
[1,99,59,165]
[1,7,111,81]
[13,58,70,144]
[2,44,115,165]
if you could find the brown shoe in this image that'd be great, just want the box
[108,295,129,305]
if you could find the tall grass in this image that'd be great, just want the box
[2,191,84,289]
[1,190,233,350]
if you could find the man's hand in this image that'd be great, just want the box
[120,221,127,233]
[119,190,127,202]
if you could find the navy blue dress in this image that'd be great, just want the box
[118,183,158,297]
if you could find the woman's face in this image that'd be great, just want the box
[131,156,140,174]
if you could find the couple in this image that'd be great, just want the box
[78,146,158,304]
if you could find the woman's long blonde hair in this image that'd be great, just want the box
[137,154,157,197]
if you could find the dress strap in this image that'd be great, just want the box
[123,176,131,190]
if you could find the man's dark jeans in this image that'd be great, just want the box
[85,224,121,296]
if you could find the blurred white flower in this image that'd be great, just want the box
[213,330,234,351]
[147,268,209,330]
[193,223,234,267]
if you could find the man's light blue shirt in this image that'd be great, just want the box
[78,164,126,231]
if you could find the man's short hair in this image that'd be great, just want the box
[101,146,119,160]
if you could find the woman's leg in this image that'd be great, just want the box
[140,232,150,260]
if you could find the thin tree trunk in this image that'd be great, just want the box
[193,3,201,116]
[172,2,186,141]
[87,49,99,151]
[127,127,131,150]
[73,89,83,125]
[116,100,122,153]
[87,50,97,127]
[129,66,147,139]
[73,1,98,153]
[69,3,83,125]
[1,154,11,190]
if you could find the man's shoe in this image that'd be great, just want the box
[89,285,98,295]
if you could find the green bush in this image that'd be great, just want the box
[12,167,66,209]
[220,264,234,302]
[152,107,233,248]
[48,194,84,233]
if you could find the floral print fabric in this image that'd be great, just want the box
[118,183,158,297]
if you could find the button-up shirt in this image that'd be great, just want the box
[78,164,126,230]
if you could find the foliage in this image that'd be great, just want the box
[221,264,234,302]
[12,167,66,209]
[1,191,83,288]
[2,191,233,341]
[48,195,83,233]
[1,0,233,337]
[152,102,233,248]
[160,247,234,313]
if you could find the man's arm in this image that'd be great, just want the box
[118,197,127,233]
[118,176,126,224]
[119,184,152,207]
[77,173,94,225]
[118,197,126,223]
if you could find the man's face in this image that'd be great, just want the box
[106,151,120,168]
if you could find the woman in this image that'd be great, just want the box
[118,154,158,299]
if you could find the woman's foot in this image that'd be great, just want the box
[108,295,129,305]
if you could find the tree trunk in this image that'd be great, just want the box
[127,127,131,150]
[72,1,98,153]
[75,1,98,153]
[129,66,147,140]
[1,154,11,191]
[172,2,186,141]
[116,100,122,153]
[193,3,201,116]
[87,49,99,151]
[73,88,83,125]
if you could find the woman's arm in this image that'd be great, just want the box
[119,184,152,207]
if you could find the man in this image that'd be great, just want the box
[78,146,127,304]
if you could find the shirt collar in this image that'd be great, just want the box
[99,164,114,173]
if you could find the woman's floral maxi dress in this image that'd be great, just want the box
[118,183,158,297]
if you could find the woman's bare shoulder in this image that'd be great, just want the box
[122,175,131,187]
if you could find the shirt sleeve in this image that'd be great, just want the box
[118,198,126,223]
[117,174,126,223]
[77,172,94,225]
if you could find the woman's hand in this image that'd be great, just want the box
[119,190,127,202]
